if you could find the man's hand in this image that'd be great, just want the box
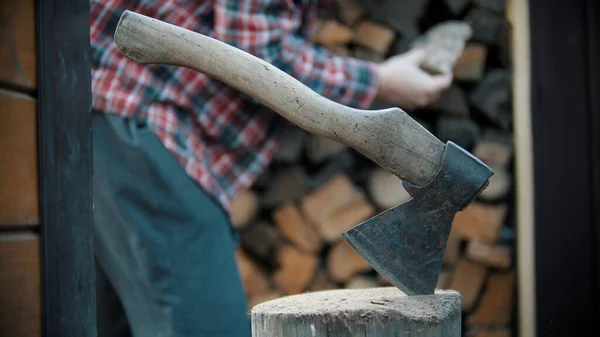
[375,48,453,109]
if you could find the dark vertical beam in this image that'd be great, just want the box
[36,0,96,336]
[529,0,599,336]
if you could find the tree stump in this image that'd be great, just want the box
[250,287,462,336]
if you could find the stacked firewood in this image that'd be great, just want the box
[231,0,516,336]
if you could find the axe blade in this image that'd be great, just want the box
[342,141,493,295]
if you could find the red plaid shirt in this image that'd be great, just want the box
[90,0,380,214]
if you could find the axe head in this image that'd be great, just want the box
[342,141,493,295]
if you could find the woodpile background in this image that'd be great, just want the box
[231,1,517,336]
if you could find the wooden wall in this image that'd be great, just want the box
[0,0,42,336]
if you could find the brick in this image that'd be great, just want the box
[0,233,41,337]
[469,272,515,326]
[353,21,396,54]
[311,19,354,46]
[327,240,372,282]
[436,116,481,150]
[479,165,511,201]
[346,275,379,289]
[470,69,511,129]
[448,259,487,311]
[262,167,309,208]
[229,188,258,229]
[301,174,361,225]
[0,0,37,88]
[444,232,462,265]
[309,269,338,292]
[466,240,512,269]
[418,21,473,74]
[272,245,319,295]
[367,168,412,210]
[452,203,507,242]
[306,134,347,163]
[273,203,323,253]
[430,85,470,118]
[453,43,488,81]
[235,249,270,298]
[0,91,38,226]
[316,195,376,242]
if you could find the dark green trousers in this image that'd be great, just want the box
[92,112,250,337]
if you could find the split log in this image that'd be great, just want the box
[272,124,306,163]
[305,134,346,163]
[325,44,351,57]
[436,116,481,150]
[352,46,385,63]
[464,8,509,45]
[453,43,488,81]
[248,290,283,309]
[472,130,513,168]
[316,195,376,242]
[466,240,512,269]
[332,0,365,26]
[308,150,355,190]
[301,174,361,225]
[468,272,515,326]
[346,275,380,289]
[240,221,282,266]
[229,188,259,229]
[261,167,309,208]
[452,203,507,243]
[353,21,396,54]
[443,232,462,265]
[236,249,271,299]
[444,0,470,15]
[250,287,462,337]
[308,269,338,292]
[430,84,470,118]
[469,69,511,129]
[472,0,507,13]
[437,269,452,289]
[327,240,372,282]
[369,0,428,36]
[311,19,354,46]
[273,203,323,253]
[272,245,319,295]
[448,259,487,311]
[0,0,37,89]
[478,165,511,201]
[367,167,412,210]
[473,328,511,337]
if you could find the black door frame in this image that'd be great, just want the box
[529,0,600,335]
[36,0,97,336]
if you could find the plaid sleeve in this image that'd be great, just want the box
[214,0,381,109]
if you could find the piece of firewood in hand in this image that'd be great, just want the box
[415,21,473,75]
[353,21,396,54]
[315,194,376,243]
[229,188,259,229]
[367,167,412,210]
[235,249,271,299]
[273,203,323,253]
[327,240,372,283]
[272,245,319,295]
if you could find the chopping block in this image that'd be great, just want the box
[250,287,462,337]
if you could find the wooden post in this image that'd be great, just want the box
[250,287,462,336]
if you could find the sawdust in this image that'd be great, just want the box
[251,287,461,325]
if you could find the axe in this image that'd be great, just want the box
[113,11,493,296]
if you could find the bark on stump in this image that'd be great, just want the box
[250,287,462,336]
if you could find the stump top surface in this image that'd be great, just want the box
[251,287,461,324]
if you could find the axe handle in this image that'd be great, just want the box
[114,10,445,186]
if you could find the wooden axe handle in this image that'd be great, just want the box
[114,10,445,186]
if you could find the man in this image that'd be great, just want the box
[90,1,452,336]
